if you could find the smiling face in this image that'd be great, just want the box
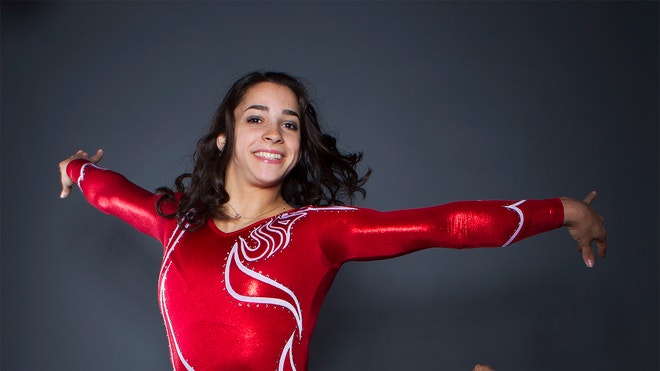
[221,82,302,192]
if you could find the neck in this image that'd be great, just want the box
[225,195,286,220]
[214,191,290,233]
[220,181,291,224]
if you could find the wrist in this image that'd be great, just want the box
[65,158,92,182]
[559,197,585,227]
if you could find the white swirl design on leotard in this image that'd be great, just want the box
[279,331,297,371]
[77,162,103,190]
[224,206,355,371]
[238,209,307,262]
[160,224,196,370]
[225,244,304,338]
[502,200,526,247]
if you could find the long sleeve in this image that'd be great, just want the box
[317,199,564,265]
[66,159,176,245]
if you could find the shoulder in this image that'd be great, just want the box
[299,205,361,213]
[276,205,368,227]
[154,191,184,216]
[291,205,365,218]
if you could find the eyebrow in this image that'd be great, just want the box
[245,105,300,118]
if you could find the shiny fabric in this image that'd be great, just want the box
[68,159,563,371]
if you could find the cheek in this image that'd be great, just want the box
[233,128,254,149]
[291,138,302,163]
[292,150,301,166]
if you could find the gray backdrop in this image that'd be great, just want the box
[2,2,657,370]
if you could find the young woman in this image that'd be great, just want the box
[59,72,606,371]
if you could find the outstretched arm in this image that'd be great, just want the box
[319,198,565,264]
[58,149,174,244]
[561,191,607,267]
[320,194,606,268]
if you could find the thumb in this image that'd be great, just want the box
[59,160,75,199]
[60,184,72,199]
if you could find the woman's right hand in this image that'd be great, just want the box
[560,191,607,268]
[59,149,104,199]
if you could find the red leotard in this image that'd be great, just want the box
[67,159,563,371]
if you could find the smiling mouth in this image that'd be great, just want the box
[254,151,283,160]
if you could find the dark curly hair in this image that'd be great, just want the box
[156,71,371,229]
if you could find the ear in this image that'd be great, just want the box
[216,134,226,151]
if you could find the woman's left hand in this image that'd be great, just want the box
[59,149,104,199]
[560,191,607,267]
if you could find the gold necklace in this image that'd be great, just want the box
[226,201,285,220]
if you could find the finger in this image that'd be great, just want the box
[89,149,104,164]
[580,242,595,268]
[69,149,85,160]
[60,170,74,197]
[596,237,607,258]
[583,191,597,205]
[60,184,72,199]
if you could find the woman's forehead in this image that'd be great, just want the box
[237,83,299,111]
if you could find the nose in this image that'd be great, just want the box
[263,123,283,143]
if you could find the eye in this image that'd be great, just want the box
[282,121,298,130]
[247,116,262,124]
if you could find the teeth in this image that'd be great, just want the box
[254,152,282,160]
